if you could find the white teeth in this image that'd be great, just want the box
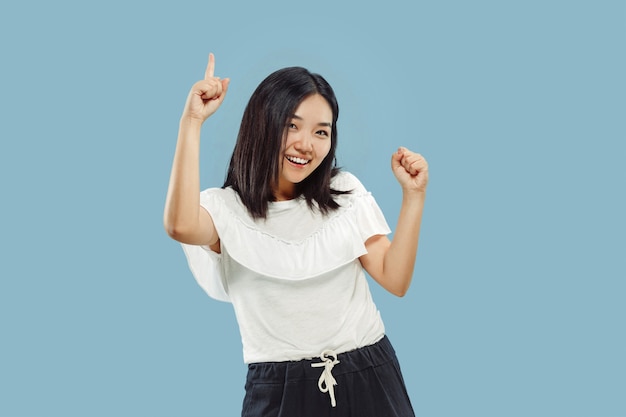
[286,156,310,165]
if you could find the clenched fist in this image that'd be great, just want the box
[391,147,429,193]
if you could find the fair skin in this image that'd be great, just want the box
[163,53,228,250]
[275,94,333,201]
[164,54,429,297]
[359,148,428,296]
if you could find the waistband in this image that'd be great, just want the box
[246,336,397,408]
[246,335,395,384]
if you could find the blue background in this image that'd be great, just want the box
[1,1,625,416]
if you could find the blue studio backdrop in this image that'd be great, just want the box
[1,1,624,416]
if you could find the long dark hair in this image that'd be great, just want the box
[223,66,346,219]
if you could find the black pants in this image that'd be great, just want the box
[242,336,415,417]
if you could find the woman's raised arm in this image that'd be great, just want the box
[163,53,230,246]
[359,147,429,296]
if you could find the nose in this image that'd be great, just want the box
[294,132,313,153]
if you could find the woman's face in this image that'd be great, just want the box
[274,94,333,200]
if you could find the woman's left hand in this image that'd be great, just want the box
[391,147,429,193]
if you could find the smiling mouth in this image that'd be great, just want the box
[285,155,311,166]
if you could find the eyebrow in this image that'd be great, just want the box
[291,114,332,127]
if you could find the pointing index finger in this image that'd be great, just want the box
[204,53,215,80]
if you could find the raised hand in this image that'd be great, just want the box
[391,147,429,193]
[182,53,230,122]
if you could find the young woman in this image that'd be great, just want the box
[164,54,428,417]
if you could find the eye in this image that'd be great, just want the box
[288,123,297,129]
[316,130,329,137]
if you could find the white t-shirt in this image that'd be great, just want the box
[181,171,391,363]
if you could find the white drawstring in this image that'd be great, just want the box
[311,350,340,407]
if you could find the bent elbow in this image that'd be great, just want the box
[163,220,190,242]
[164,223,179,241]
[387,277,412,297]
[391,286,409,298]
[163,218,216,246]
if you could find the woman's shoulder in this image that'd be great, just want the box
[198,186,247,218]
[331,170,367,194]
[200,186,237,201]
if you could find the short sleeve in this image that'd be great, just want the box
[332,171,391,242]
[180,242,230,302]
[179,189,231,303]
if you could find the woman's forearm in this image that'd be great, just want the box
[163,118,204,238]
[382,191,426,296]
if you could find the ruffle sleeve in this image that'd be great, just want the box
[181,241,230,302]
[179,189,233,303]
[180,171,391,300]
